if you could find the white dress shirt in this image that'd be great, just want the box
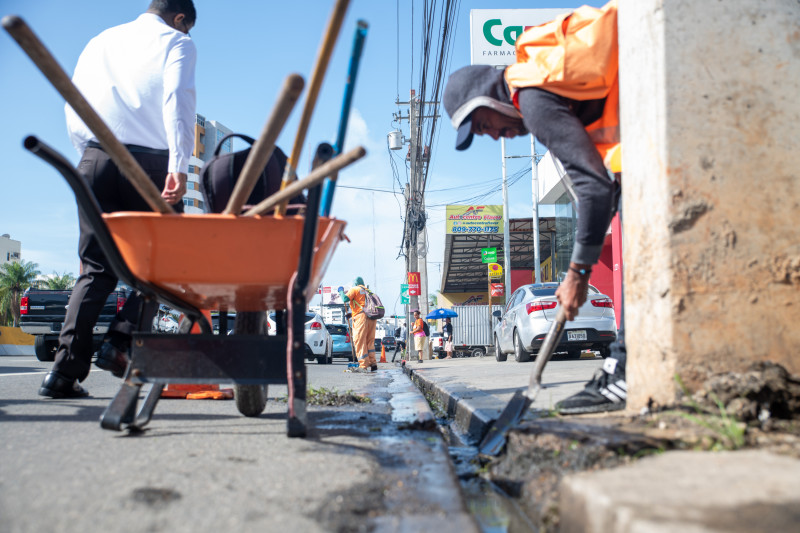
[66,13,197,174]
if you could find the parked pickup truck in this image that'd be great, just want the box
[20,284,131,362]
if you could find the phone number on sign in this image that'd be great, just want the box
[451,226,499,233]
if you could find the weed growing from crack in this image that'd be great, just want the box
[672,374,746,450]
[277,386,372,406]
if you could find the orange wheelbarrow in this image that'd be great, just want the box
[25,137,347,437]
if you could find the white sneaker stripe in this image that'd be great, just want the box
[607,383,627,399]
[600,388,624,403]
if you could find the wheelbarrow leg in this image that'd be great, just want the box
[130,384,165,431]
[100,381,141,431]
[287,294,307,438]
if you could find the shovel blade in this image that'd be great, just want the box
[478,390,532,456]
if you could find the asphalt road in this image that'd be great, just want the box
[0,355,475,533]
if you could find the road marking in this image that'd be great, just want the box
[0,369,105,377]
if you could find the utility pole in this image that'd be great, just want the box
[394,90,438,359]
[501,138,511,297]
[531,135,542,284]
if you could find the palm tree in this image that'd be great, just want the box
[0,260,41,327]
[45,272,76,290]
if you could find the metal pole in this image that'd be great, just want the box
[408,91,420,360]
[531,134,541,284]
[501,138,511,296]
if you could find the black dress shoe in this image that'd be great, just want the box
[39,371,89,398]
[94,342,130,378]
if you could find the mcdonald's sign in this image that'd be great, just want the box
[408,272,421,296]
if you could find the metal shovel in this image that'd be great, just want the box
[478,306,567,456]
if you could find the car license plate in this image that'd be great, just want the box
[567,330,587,341]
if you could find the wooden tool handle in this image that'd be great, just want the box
[275,0,351,215]
[2,15,174,214]
[223,74,305,215]
[244,146,366,217]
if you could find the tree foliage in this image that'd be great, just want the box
[0,260,41,327]
[45,272,76,290]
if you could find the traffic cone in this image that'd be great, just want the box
[161,310,233,399]
[380,345,387,363]
[161,383,234,399]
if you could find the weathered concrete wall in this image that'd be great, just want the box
[619,0,800,410]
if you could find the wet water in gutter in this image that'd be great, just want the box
[441,421,539,533]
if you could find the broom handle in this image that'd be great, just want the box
[222,74,305,215]
[2,15,174,214]
[274,0,351,215]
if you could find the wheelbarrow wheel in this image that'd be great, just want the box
[233,311,268,417]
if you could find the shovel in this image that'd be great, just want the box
[478,306,567,456]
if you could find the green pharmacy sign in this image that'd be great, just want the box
[481,248,497,263]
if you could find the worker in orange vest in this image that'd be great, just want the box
[443,1,625,415]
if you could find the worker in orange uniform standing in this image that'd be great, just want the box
[338,277,378,372]
[443,1,626,414]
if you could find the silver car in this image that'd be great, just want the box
[493,282,617,362]
[267,311,333,364]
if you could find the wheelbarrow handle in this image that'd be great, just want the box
[275,0,351,216]
[222,74,305,215]
[244,146,366,217]
[2,15,174,214]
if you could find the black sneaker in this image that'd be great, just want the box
[370,365,378,372]
[556,358,626,414]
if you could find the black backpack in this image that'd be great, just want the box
[422,320,430,336]
[361,288,385,320]
[395,327,401,337]
[200,133,306,214]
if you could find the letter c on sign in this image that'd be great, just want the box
[483,19,503,46]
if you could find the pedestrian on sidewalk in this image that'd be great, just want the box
[39,0,198,399]
[442,0,626,414]
[443,318,454,359]
[338,277,378,372]
[411,310,427,363]
[392,322,407,362]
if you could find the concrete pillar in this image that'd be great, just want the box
[618,0,800,410]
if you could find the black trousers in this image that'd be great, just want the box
[53,146,183,381]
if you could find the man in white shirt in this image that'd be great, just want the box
[40,0,197,398]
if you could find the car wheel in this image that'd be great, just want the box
[566,348,582,359]
[233,311,268,417]
[34,336,56,362]
[514,330,532,363]
[471,346,486,358]
[495,336,508,362]
[599,345,611,359]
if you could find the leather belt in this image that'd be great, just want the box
[87,140,169,157]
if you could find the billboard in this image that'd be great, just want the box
[470,9,570,66]
[446,205,503,235]
[321,286,344,305]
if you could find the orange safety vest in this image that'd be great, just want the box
[505,0,620,168]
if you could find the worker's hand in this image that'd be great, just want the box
[556,264,591,321]
[162,172,187,205]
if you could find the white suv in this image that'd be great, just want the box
[267,311,332,364]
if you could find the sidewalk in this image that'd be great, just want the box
[402,358,800,533]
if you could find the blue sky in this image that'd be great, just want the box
[0,0,602,316]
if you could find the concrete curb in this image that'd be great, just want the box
[402,363,505,444]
